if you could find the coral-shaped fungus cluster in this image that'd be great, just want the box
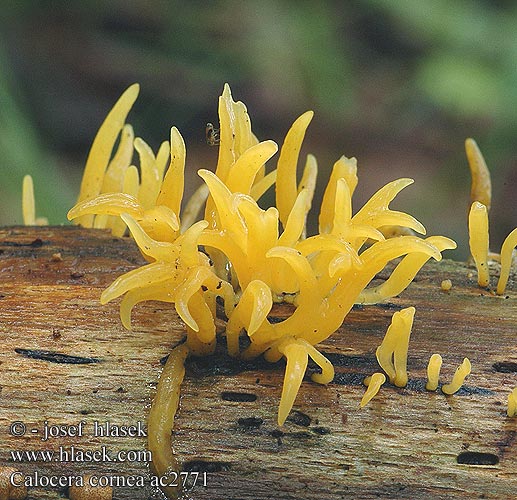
[66,84,459,425]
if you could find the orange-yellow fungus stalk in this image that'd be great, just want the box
[442,358,471,395]
[508,387,517,417]
[360,372,386,407]
[468,201,490,287]
[465,138,491,211]
[376,307,415,387]
[497,227,517,295]
[426,353,443,391]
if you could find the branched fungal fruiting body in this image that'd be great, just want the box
[67,84,458,494]
[376,307,415,387]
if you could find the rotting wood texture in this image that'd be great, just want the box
[0,226,516,500]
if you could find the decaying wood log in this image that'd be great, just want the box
[0,226,516,500]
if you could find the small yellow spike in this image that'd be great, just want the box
[425,353,443,391]
[277,340,308,426]
[508,387,517,417]
[497,227,517,295]
[76,83,139,227]
[22,175,36,226]
[156,127,186,215]
[276,111,314,227]
[465,138,491,211]
[360,372,386,407]
[468,201,490,287]
[442,358,471,395]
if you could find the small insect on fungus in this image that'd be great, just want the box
[205,122,220,146]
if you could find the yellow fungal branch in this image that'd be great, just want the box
[465,138,491,211]
[442,358,471,395]
[376,307,415,387]
[468,201,490,287]
[75,84,140,228]
[148,343,189,500]
[425,353,443,391]
[22,175,48,226]
[360,372,386,407]
[508,388,517,417]
[497,227,517,295]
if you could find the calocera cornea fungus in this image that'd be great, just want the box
[426,353,443,391]
[67,84,460,498]
[22,175,48,226]
[469,201,490,288]
[360,372,386,407]
[375,306,415,388]
[508,387,517,417]
[442,358,471,395]
[465,140,517,294]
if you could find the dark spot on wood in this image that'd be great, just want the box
[332,373,370,386]
[15,348,101,364]
[286,431,312,439]
[221,391,257,402]
[456,451,499,466]
[342,464,351,471]
[273,432,283,445]
[185,348,273,377]
[287,410,311,427]
[182,460,230,473]
[201,285,208,291]
[311,426,331,435]
[52,329,61,339]
[493,361,517,373]
[375,302,403,310]
[324,353,376,369]
[66,390,72,395]
[80,409,94,415]
[237,417,263,428]
[70,271,84,279]
[30,238,44,247]
[116,387,127,393]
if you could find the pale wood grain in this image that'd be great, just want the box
[0,226,516,499]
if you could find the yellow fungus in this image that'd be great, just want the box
[66,85,458,490]
[22,175,48,226]
[376,307,415,387]
[465,138,491,211]
[360,372,386,407]
[468,201,490,287]
[440,279,452,292]
[442,358,471,395]
[75,83,139,227]
[148,343,189,499]
[497,227,517,295]
[275,110,314,227]
[508,387,517,417]
[22,175,35,226]
[425,353,443,391]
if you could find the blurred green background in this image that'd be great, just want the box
[1,0,516,258]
